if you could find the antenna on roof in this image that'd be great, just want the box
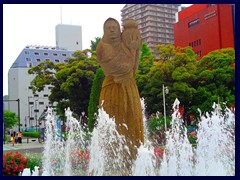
[60,5,62,24]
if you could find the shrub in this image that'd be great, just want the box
[88,68,104,131]
[3,134,9,142]
[22,132,40,138]
[147,115,171,133]
[3,152,28,176]
[24,153,42,174]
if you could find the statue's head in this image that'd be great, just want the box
[123,19,138,29]
[103,18,121,43]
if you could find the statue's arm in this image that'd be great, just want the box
[133,49,140,75]
[96,41,113,63]
[133,31,142,74]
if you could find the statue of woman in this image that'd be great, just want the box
[96,18,144,172]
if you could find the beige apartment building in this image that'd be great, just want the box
[121,4,181,54]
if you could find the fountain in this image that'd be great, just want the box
[22,98,234,176]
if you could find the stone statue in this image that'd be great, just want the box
[96,18,144,174]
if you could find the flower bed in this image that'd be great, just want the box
[3,152,28,176]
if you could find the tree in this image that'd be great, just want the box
[90,37,101,51]
[192,48,235,114]
[137,45,235,122]
[139,45,198,115]
[87,68,105,131]
[3,110,18,129]
[28,49,100,118]
[135,43,155,96]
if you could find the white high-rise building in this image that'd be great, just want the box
[56,24,82,51]
[7,24,82,131]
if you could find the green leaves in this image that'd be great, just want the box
[28,49,100,118]
[3,110,19,129]
[136,44,235,119]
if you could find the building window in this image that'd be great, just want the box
[44,52,49,56]
[64,59,68,63]
[34,52,40,55]
[29,102,34,105]
[34,94,39,97]
[76,41,79,45]
[39,102,44,105]
[188,19,200,28]
[45,59,50,61]
[36,59,41,62]
[27,63,32,68]
[48,86,53,89]
[44,94,49,97]
[28,86,32,89]
[26,57,31,61]
[25,51,30,55]
[55,59,60,63]
[62,53,67,56]
[53,53,58,56]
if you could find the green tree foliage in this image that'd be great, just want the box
[87,68,105,131]
[192,48,235,114]
[136,43,155,95]
[138,42,155,74]
[136,44,235,120]
[3,110,18,129]
[90,37,101,51]
[138,45,198,115]
[28,49,100,118]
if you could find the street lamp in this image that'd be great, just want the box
[34,99,39,131]
[30,105,34,128]
[163,84,169,131]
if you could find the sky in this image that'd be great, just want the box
[3,4,192,96]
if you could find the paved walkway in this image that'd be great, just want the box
[3,138,44,152]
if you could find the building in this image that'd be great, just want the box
[174,4,235,58]
[56,24,82,51]
[121,4,180,54]
[7,24,82,131]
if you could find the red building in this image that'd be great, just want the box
[174,4,234,58]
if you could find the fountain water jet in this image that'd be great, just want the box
[194,103,235,176]
[38,99,234,176]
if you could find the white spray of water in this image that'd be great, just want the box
[132,98,156,176]
[195,103,235,176]
[88,107,130,176]
[159,98,194,176]
[36,98,234,176]
[41,107,88,176]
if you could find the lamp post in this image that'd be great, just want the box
[34,99,38,131]
[163,84,169,131]
[30,105,34,128]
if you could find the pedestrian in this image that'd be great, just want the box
[10,130,15,146]
[17,131,23,145]
[15,131,18,144]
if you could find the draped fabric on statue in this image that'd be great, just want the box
[96,18,144,172]
[99,72,144,159]
[97,39,144,160]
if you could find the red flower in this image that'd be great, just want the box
[3,152,28,176]
[154,147,164,159]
